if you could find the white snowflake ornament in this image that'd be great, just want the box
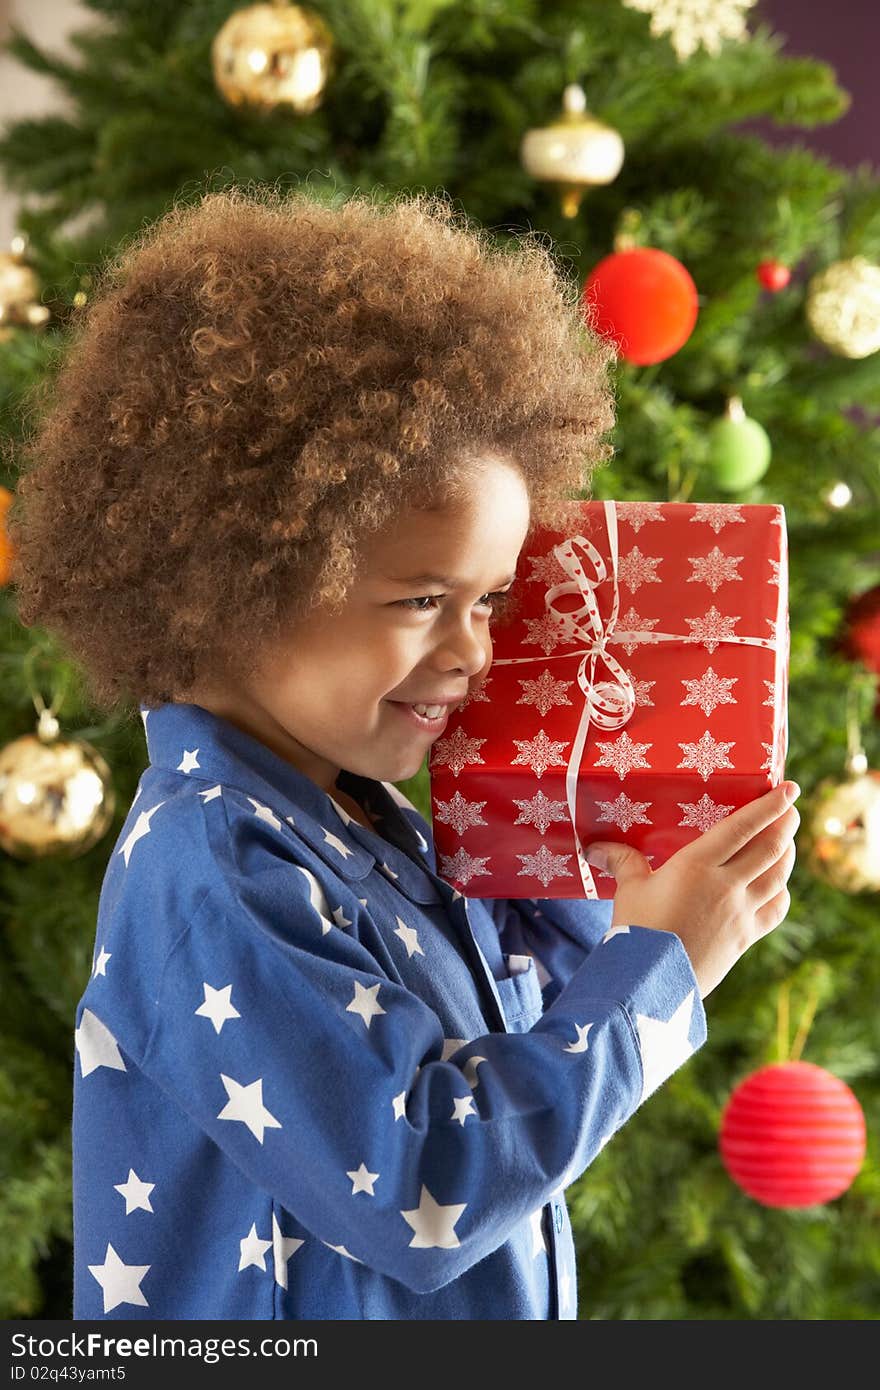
[622,0,757,63]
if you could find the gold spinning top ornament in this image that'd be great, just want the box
[211,1,335,115]
[519,84,624,219]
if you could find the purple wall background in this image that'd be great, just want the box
[751,0,878,171]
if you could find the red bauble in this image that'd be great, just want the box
[757,259,791,291]
[837,584,880,676]
[581,247,699,365]
[719,1061,866,1208]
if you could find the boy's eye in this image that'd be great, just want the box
[398,590,514,615]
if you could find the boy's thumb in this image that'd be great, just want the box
[583,842,651,880]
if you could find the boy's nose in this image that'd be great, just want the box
[433,628,490,679]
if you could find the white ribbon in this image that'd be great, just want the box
[492,500,782,897]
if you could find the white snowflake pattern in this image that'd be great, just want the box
[511,729,571,779]
[768,557,783,587]
[592,730,653,781]
[512,789,571,835]
[689,502,746,535]
[594,791,653,833]
[522,611,570,656]
[457,678,493,711]
[433,790,489,837]
[687,546,744,594]
[609,606,661,657]
[517,668,575,718]
[458,678,494,711]
[762,678,776,708]
[684,605,742,654]
[629,672,657,706]
[615,500,666,533]
[438,846,493,886]
[677,730,736,781]
[525,550,569,587]
[429,727,487,778]
[517,844,575,888]
[760,740,775,772]
[678,792,735,833]
[618,546,663,594]
[681,666,738,716]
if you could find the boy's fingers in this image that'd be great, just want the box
[747,837,797,905]
[700,782,799,867]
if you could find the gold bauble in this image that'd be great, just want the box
[805,257,880,359]
[0,709,116,860]
[520,84,624,219]
[804,769,880,894]
[0,235,51,340]
[211,1,334,115]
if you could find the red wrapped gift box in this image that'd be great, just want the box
[428,499,790,899]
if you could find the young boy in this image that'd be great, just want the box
[9,186,799,1320]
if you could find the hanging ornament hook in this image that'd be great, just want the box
[22,644,70,742]
[844,673,870,777]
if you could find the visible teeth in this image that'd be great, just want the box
[412,703,444,719]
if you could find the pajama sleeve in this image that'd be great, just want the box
[488,896,618,1007]
[131,857,706,1296]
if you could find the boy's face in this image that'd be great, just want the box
[185,454,531,796]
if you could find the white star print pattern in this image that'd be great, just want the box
[216,1074,282,1143]
[75,1009,126,1077]
[273,1214,304,1288]
[451,1095,477,1125]
[347,1163,380,1195]
[113,1169,154,1214]
[72,699,708,1321]
[295,864,340,936]
[239,1222,272,1271]
[195,983,241,1035]
[322,827,356,860]
[393,916,425,958]
[401,1185,467,1249]
[346,981,386,1028]
[251,799,282,831]
[563,1023,593,1054]
[117,803,164,868]
[88,1244,150,1313]
[636,991,698,1102]
[322,1241,364,1263]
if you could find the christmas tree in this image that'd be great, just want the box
[0,0,878,1320]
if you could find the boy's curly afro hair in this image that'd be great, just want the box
[8,183,617,717]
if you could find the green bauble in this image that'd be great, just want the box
[707,404,771,492]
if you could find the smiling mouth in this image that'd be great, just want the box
[387,701,451,731]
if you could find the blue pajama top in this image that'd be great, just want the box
[72,700,707,1320]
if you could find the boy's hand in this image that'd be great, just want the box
[584,781,801,1000]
